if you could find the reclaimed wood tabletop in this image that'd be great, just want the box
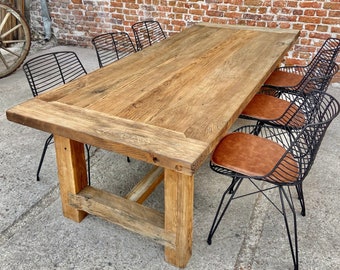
[7,23,299,268]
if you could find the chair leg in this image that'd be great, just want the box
[207,177,243,245]
[36,134,54,181]
[85,144,91,186]
[279,186,299,270]
[227,177,238,194]
[295,183,306,216]
[252,121,264,136]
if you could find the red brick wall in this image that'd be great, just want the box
[30,0,340,81]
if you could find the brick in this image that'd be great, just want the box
[206,10,224,17]
[331,27,340,34]
[323,2,340,10]
[314,10,325,17]
[224,12,242,19]
[304,9,315,16]
[299,2,321,8]
[273,1,285,7]
[211,17,228,24]
[244,0,263,6]
[329,10,340,17]
[298,16,321,24]
[305,24,316,31]
[293,9,303,16]
[287,1,297,8]
[322,17,340,25]
[309,32,332,40]
[173,7,188,14]
[224,0,242,4]
[316,25,329,33]
[279,22,291,29]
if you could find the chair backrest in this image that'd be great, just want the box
[299,38,340,86]
[261,80,332,129]
[300,61,339,94]
[132,20,166,50]
[23,51,87,97]
[91,32,136,68]
[264,91,339,184]
[309,38,340,69]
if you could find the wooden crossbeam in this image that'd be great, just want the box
[125,166,164,204]
[68,186,175,248]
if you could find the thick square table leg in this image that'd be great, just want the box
[164,169,194,268]
[54,135,88,222]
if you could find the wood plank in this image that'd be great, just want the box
[125,166,164,204]
[164,169,194,268]
[54,135,88,222]
[68,186,176,248]
[6,99,209,175]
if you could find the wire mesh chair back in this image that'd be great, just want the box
[297,61,339,95]
[23,51,87,97]
[300,39,340,86]
[309,38,340,69]
[91,32,136,68]
[264,38,340,92]
[280,91,339,184]
[132,20,166,50]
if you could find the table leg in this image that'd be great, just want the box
[164,169,194,268]
[54,135,88,222]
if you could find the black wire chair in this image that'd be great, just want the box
[91,32,136,68]
[23,51,91,183]
[207,91,339,270]
[132,20,166,51]
[241,62,338,215]
[242,62,339,131]
[264,38,340,95]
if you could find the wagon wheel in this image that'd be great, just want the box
[0,3,30,78]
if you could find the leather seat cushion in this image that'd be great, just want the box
[241,94,306,128]
[265,70,303,87]
[211,132,299,183]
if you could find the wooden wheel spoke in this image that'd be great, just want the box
[3,39,26,44]
[0,51,10,68]
[0,45,21,57]
[1,24,22,39]
[0,12,10,32]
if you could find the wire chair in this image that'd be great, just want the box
[132,20,166,51]
[264,38,340,95]
[207,91,339,270]
[23,51,91,183]
[242,62,339,131]
[91,32,136,68]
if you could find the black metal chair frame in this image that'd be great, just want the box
[241,62,339,216]
[132,20,166,51]
[264,38,340,94]
[23,51,91,183]
[207,91,340,270]
[91,31,136,68]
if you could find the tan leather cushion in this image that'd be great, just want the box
[211,132,299,183]
[241,94,306,128]
[265,70,303,87]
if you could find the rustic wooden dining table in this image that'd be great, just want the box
[7,23,299,268]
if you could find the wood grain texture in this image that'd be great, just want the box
[6,24,299,175]
[125,166,164,203]
[69,186,175,248]
[164,169,194,268]
[54,135,88,222]
[6,23,299,268]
